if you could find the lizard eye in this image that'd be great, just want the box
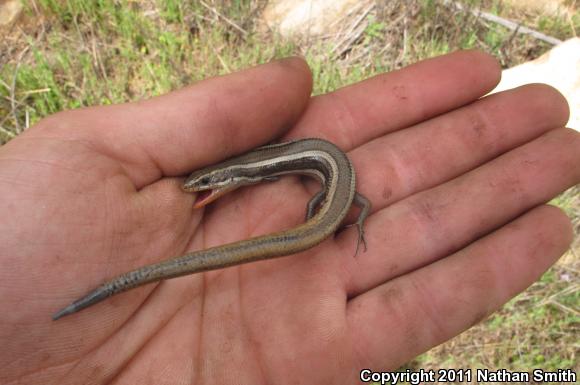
[200,176,210,185]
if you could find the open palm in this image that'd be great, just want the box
[1,52,578,385]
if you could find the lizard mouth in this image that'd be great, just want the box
[192,185,234,209]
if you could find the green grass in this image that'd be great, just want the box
[1,0,578,375]
[3,0,576,138]
[1,0,300,141]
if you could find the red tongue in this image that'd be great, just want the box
[193,190,214,208]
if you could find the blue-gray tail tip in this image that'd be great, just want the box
[52,286,111,321]
[52,304,77,321]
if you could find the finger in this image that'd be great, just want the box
[33,57,313,187]
[338,127,580,294]
[264,51,503,237]
[289,50,501,147]
[347,205,573,369]
[352,84,570,211]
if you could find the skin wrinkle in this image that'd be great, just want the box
[109,207,147,265]
[391,84,408,101]
[473,86,566,154]
[407,194,442,237]
[138,145,167,186]
[100,188,146,262]
[395,141,432,193]
[204,294,237,382]
[467,104,490,140]
[462,265,496,328]
[523,84,570,127]
[314,92,360,149]
[491,161,528,205]
[330,91,362,150]
[387,75,426,124]
[110,290,195,385]
[102,176,126,280]
[4,354,70,385]
[241,188,259,238]
[527,226,556,263]
[106,101,203,184]
[405,273,448,346]
[473,94,539,153]
[384,138,419,196]
[109,183,154,246]
[189,277,205,385]
[381,184,393,201]
[0,174,38,188]
[183,208,204,257]
[317,284,348,345]
[469,308,491,329]
[460,215,544,329]
[549,129,580,173]
[133,182,193,259]
[13,134,99,153]
[467,109,505,162]
[3,312,107,383]
[339,246,361,298]
[23,111,68,137]
[347,303,370,374]
[0,156,90,176]
[85,125,158,188]
[387,291,425,364]
[450,263,493,324]
[134,107,191,178]
[205,95,238,158]
[175,208,201,261]
[408,145,431,192]
[49,310,129,385]
[238,267,271,385]
[118,279,201,384]
[141,128,194,182]
[352,284,416,368]
[373,144,402,201]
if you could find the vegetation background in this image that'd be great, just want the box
[1,0,578,377]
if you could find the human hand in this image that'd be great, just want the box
[1,51,578,384]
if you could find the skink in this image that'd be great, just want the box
[52,138,370,320]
